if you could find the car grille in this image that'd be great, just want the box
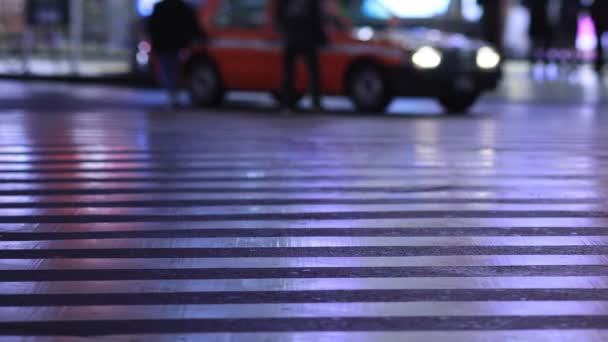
[442,49,478,72]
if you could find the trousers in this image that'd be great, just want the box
[281,45,321,108]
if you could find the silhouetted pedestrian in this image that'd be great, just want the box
[555,0,581,65]
[147,0,203,108]
[525,0,552,63]
[275,0,327,112]
[590,0,608,74]
[477,0,504,52]
[559,0,581,47]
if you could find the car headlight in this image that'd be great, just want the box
[476,46,501,69]
[412,46,442,69]
[355,26,375,41]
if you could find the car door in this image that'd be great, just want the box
[207,0,279,91]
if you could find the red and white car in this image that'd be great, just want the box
[174,0,502,113]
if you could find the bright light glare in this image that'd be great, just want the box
[476,46,501,69]
[136,52,149,66]
[462,0,483,22]
[356,27,375,41]
[138,41,152,54]
[137,0,162,16]
[375,0,450,18]
[412,46,442,69]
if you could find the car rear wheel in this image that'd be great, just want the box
[438,91,480,114]
[188,60,224,107]
[348,65,392,113]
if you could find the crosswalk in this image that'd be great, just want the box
[1,108,608,340]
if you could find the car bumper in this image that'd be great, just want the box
[388,65,502,97]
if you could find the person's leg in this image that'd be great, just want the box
[529,38,539,64]
[305,48,321,110]
[156,52,180,107]
[20,27,33,74]
[596,26,605,74]
[542,25,554,65]
[281,45,297,110]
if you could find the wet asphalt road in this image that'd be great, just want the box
[2,77,608,340]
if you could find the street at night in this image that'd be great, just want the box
[1,71,608,340]
[3,0,608,339]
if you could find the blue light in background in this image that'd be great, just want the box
[373,0,450,18]
[362,0,392,20]
[137,0,162,17]
[462,0,483,22]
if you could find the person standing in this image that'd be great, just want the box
[590,0,608,75]
[477,0,504,52]
[147,0,203,108]
[525,0,552,63]
[556,0,581,66]
[275,0,327,112]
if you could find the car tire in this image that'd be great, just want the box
[187,60,224,107]
[438,91,480,114]
[348,64,392,113]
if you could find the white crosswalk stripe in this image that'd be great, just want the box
[1,105,608,341]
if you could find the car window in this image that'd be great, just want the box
[340,0,453,28]
[214,0,268,29]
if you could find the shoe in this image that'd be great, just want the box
[594,62,604,75]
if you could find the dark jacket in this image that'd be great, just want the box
[477,0,500,23]
[275,0,327,49]
[524,0,551,40]
[147,0,203,53]
[590,0,608,31]
[477,0,502,48]
[557,0,581,46]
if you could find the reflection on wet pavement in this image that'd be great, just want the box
[1,80,608,340]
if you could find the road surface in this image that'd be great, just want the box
[1,77,608,340]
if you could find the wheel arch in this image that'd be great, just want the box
[344,56,393,113]
[184,52,225,107]
[344,57,388,92]
[183,53,223,85]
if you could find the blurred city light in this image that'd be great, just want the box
[0,0,604,82]
[355,27,375,41]
[369,0,450,19]
[412,46,442,69]
[476,47,501,69]
[137,0,162,17]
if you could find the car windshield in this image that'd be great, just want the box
[339,0,451,28]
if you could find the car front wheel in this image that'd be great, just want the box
[187,60,224,107]
[348,65,392,113]
[438,91,480,114]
